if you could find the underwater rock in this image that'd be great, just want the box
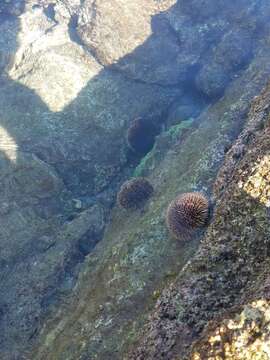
[33,38,270,360]
[129,81,270,360]
[1,0,270,359]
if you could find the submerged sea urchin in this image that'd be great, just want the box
[117,177,154,209]
[166,192,209,240]
[127,118,156,155]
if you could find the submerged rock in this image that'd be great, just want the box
[1,0,270,359]
[130,81,270,360]
[32,35,270,360]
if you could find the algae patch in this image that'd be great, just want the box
[134,119,194,177]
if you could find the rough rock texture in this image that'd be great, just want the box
[32,30,270,360]
[77,0,176,67]
[191,299,270,360]
[129,82,270,359]
[0,1,180,358]
[0,1,182,357]
[1,0,270,359]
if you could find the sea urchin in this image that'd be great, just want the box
[166,192,209,240]
[127,118,156,155]
[117,177,154,210]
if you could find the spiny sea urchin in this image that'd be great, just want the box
[166,192,209,240]
[127,118,156,155]
[117,177,154,210]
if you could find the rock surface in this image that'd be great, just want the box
[1,0,270,359]
[130,82,270,359]
[191,299,270,360]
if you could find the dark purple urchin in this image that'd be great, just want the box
[117,177,154,209]
[127,118,157,155]
[166,192,209,240]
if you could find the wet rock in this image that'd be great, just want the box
[77,0,181,85]
[196,28,254,99]
[191,300,270,360]
[177,0,223,20]
[129,80,270,360]
[33,39,270,360]
[196,63,231,99]
[215,29,254,71]
[1,0,270,359]
[166,94,205,127]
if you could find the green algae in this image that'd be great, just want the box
[133,118,194,178]
[133,146,156,178]
[166,118,194,141]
